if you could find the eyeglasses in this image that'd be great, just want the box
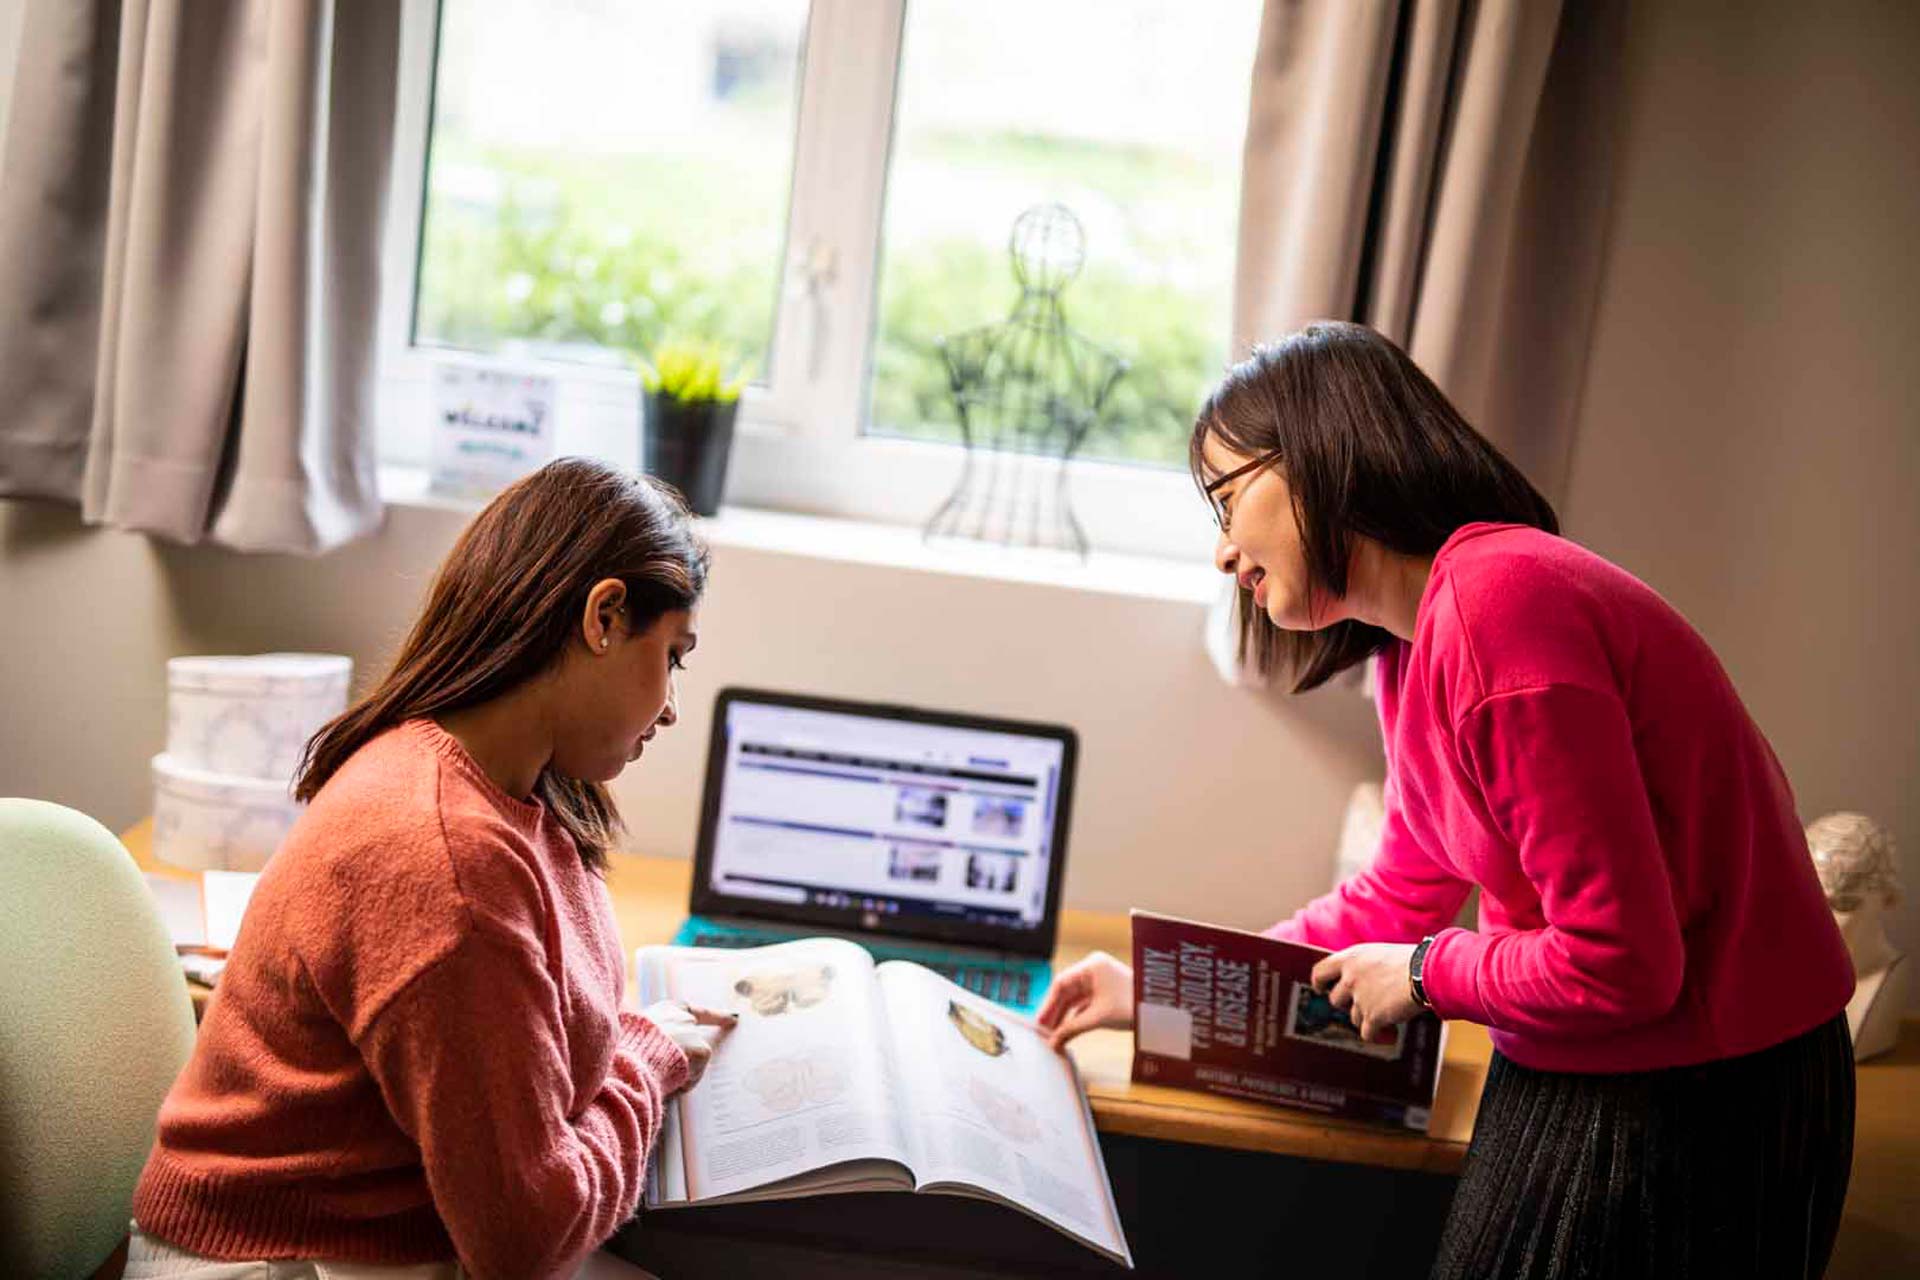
[1202,450,1281,533]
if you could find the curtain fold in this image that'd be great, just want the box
[1231,0,1629,506]
[1231,0,1402,348]
[0,0,397,554]
[1393,0,1565,476]
[1362,0,1463,342]
[0,0,122,500]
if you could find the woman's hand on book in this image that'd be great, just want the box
[1037,951,1135,1051]
[642,1000,738,1090]
[1310,943,1422,1044]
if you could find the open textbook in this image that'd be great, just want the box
[636,937,1132,1268]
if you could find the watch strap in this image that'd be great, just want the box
[1409,934,1437,1009]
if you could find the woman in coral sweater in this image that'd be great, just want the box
[129,458,733,1280]
[1040,324,1856,1279]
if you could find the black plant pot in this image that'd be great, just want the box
[642,391,738,517]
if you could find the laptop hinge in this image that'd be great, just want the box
[697,914,1036,961]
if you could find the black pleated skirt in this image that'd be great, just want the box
[1431,1013,1855,1280]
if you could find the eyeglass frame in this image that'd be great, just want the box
[1202,450,1282,533]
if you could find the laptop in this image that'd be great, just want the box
[669,687,1079,1016]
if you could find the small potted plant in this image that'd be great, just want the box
[637,339,746,516]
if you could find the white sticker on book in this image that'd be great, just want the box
[1136,1001,1193,1060]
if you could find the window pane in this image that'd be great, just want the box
[415,0,809,377]
[869,1,1260,466]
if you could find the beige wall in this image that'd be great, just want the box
[1,3,1915,966]
[0,496,1384,928]
[1559,0,1920,992]
[0,501,187,823]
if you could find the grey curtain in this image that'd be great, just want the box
[0,0,399,553]
[1233,0,1629,502]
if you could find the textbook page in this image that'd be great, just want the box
[876,961,1132,1266]
[642,937,913,1204]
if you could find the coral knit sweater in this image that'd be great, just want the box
[1269,523,1854,1074]
[133,719,689,1279]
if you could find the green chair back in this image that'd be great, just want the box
[0,799,197,1279]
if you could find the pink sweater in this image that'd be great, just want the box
[134,719,689,1279]
[1270,523,1852,1073]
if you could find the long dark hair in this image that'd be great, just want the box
[1190,322,1557,693]
[295,458,709,870]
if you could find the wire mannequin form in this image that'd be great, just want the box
[924,205,1129,558]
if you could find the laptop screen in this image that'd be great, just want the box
[687,688,1077,957]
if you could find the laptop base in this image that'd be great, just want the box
[672,914,1050,1015]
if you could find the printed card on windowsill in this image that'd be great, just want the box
[430,361,557,499]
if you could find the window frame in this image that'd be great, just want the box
[376,0,1218,562]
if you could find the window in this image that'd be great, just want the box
[870,2,1260,467]
[414,0,808,376]
[379,0,1260,558]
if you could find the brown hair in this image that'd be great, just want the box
[295,458,709,871]
[1190,322,1557,693]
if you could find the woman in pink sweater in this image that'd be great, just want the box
[1040,324,1855,1278]
[129,459,733,1280]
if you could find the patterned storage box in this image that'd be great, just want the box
[165,654,351,781]
[152,653,351,872]
[151,752,306,872]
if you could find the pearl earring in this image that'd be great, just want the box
[600,638,609,649]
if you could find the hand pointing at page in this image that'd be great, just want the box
[1036,951,1135,1051]
[641,1000,737,1090]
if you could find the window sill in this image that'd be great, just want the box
[378,465,1222,606]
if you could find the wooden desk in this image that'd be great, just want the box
[123,818,1484,1173]
[600,849,1489,1174]
[121,820,1920,1276]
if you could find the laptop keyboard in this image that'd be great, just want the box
[933,965,1032,1007]
[689,930,775,950]
[689,930,1032,1007]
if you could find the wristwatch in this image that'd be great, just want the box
[1408,935,1437,1009]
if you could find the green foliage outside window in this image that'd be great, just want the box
[415,143,1225,468]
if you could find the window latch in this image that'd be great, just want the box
[789,239,839,382]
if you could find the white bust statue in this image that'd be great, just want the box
[1806,812,1908,1061]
